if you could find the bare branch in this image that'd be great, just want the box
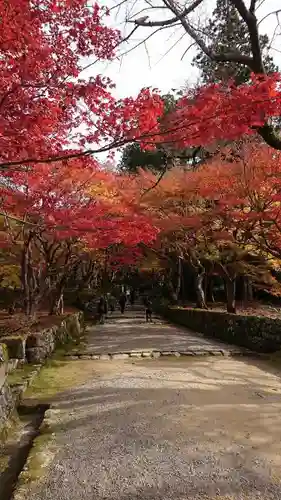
[141,168,167,197]
[181,41,196,60]
[258,9,281,26]
[130,0,204,27]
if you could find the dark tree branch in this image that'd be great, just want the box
[131,0,204,27]
[257,124,281,150]
[250,0,256,14]
[132,0,281,150]
[231,0,265,73]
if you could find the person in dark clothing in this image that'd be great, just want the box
[108,295,115,313]
[145,298,153,323]
[104,296,108,317]
[129,289,135,306]
[97,296,107,324]
[119,294,126,314]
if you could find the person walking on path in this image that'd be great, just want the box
[108,295,115,313]
[97,296,107,324]
[129,289,135,306]
[144,296,153,323]
[119,293,126,314]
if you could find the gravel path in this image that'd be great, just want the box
[84,307,246,355]
[16,311,281,500]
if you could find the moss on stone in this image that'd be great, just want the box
[23,359,98,401]
[12,408,69,499]
[0,410,21,453]
[2,335,26,359]
[52,336,86,359]
[17,433,54,485]
[7,363,37,386]
[12,431,57,500]
[0,342,9,362]
[0,454,9,473]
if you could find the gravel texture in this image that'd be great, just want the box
[15,308,281,500]
[83,308,249,355]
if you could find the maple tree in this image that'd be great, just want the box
[2,0,281,175]
[200,142,281,262]
[0,158,158,315]
[130,0,281,153]
[128,144,281,313]
[0,0,164,171]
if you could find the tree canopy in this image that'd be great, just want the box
[2,0,281,318]
[192,0,278,85]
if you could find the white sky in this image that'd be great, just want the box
[86,0,281,98]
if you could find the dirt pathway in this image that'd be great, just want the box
[80,307,248,356]
[13,311,281,500]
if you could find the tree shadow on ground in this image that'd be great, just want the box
[35,356,281,500]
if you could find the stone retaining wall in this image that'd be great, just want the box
[0,343,14,431]
[0,311,84,434]
[2,311,84,363]
[158,306,281,353]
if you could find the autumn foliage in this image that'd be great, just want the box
[0,158,158,314]
[1,0,281,171]
[2,0,281,318]
[0,0,164,170]
[128,141,281,312]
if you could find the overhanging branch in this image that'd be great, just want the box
[131,0,204,27]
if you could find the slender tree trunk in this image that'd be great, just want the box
[242,276,248,302]
[174,256,182,303]
[50,285,65,315]
[208,275,215,303]
[21,248,30,315]
[242,276,253,303]
[204,274,208,303]
[181,264,186,304]
[195,270,208,309]
[21,238,35,316]
[57,293,64,315]
[248,278,253,301]
[226,277,236,313]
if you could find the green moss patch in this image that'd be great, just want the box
[24,359,98,401]
[7,364,37,386]
[0,410,21,450]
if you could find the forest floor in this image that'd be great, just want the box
[0,308,78,338]
[181,300,281,319]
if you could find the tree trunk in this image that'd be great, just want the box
[226,277,236,313]
[204,275,208,302]
[174,256,182,303]
[50,286,65,315]
[208,275,215,303]
[247,278,253,301]
[242,276,253,303]
[195,270,208,309]
[21,239,36,316]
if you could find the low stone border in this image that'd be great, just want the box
[64,347,263,360]
[9,364,43,404]
[1,311,85,364]
[156,306,281,353]
[12,407,61,500]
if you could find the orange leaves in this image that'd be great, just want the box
[1,156,159,252]
[129,140,281,262]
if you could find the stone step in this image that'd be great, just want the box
[64,347,255,360]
